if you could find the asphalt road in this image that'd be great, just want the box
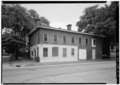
[2,61,116,84]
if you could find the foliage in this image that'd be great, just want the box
[2,33,25,60]
[76,2,118,57]
[76,2,118,42]
[2,4,50,60]
[2,4,50,37]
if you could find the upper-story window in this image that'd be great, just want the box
[43,33,48,42]
[92,38,96,47]
[63,36,66,44]
[86,38,88,45]
[72,37,74,44]
[79,37,81,44]
[54,34,57,42]
[93,39,96,45]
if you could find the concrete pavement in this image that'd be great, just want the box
[2,60,116,83]
[2,59,115,70]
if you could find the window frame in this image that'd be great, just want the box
[52,47,58,57]
[92,38,96,47]
[63,36,66,44]
[71,48,74,56]
[86,38,89,45]
[54,34,58,43]
[72,37,74,44]
[43,33,48,42]
[63,48,67,57]
[43,48,48,57]
[37,47,39,57]
[79,37,81,44]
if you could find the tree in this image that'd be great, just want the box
[28,9,50,27]
[2,4,50,36]
[2,4,50,60]
[76,2,118,58]
[2,33,25,60]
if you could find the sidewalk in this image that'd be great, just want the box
[2,58,115,70]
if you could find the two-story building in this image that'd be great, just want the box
[28,24,104,63]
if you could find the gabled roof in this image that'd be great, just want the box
[28,26,105,37]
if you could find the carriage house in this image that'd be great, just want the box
[28,24,103,63]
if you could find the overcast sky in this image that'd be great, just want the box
[21,2,110,31]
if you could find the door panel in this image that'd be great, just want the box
[79,49,87,60]
[92,49,96,59]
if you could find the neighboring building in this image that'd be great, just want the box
[28,24,104,63]
[110,43,116,58]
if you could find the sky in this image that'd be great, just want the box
[21,2,111,31]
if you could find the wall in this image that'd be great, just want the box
[29,27,103,61]
[39,28,93,46]
[30,44,78,63]
[29,30,39,46]
[95,37,102,59]
[39,28,98,60]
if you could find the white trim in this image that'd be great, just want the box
[43,33,48,42]
[92,38,96,47]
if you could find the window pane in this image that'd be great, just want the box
[63,48,67,57]
[71,48,74,56]
[52,47,58,56]
[94,39,96,45]
[79,38,81,44]
[32,51,33,57]
[37,47,39,56]
[72,37,74,43]
[43,48,48,57]
[63,36,66,43]
[54,34,57,42]
[34,49,36,57]
[86,39,88,45]
[44,33,47,41]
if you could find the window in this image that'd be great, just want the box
[63,36,66,44]
[54,34,57,42]
[71,48,74,56]
[63,48,67,57]
[79,38,81,44]
[52,47,58,56]
[32,51,33,57]
[34,49,36,57]
[43,48,48,57]
[93,39,96,45]
[44,33,48,42]
[92,38,96,47]
[37,47,39,57]
[86,38,88,45]
[72,37,74,43]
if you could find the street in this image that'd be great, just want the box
[2,61,116,84]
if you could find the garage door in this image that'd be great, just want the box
[79,49,87,60]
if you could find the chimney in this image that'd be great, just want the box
[67,24,72,30]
